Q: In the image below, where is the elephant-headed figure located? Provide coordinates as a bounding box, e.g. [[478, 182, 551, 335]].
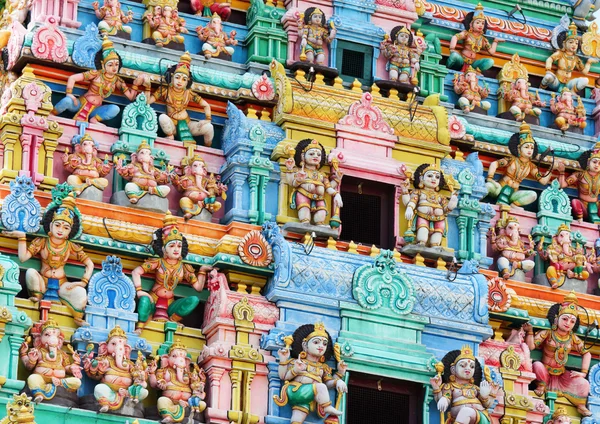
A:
[[84, 326, 148, 413], [148, 339, 206, 423], [19, 319, 82, 404]]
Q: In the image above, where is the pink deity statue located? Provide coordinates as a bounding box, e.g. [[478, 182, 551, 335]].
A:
[[489, 216, 535, 279], [196, 12, 237, 59], [550, 88, 586, 132], [400, 163, 458, 247], [84, 326, 148, 412], [453, 66, 491, 114], [93, 0, 134, 36], [274, 323, 347, 424], [503, 77, 546, 122], [380, 25, 420, 85], [3, 194, 93, 326], [19, 319, 82, 403], [430, 345, 498, 424], [172, 153, 227, 219], [148, 340, 207, 423], [297, 7, 336, 66], [283, 139, 343, 228], [523, 293, 591, 416], [148, 5, 188, 47], [115, 140, 172, 203], [62, 133, 112, 196], [537, 224, 589, 289], [557, 144, 600, 223]]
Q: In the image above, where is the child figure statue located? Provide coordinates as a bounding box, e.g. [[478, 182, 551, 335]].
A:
[[297, 7, 336, 66], [380, 25, 421, 85], [274, 323, 347, 424]]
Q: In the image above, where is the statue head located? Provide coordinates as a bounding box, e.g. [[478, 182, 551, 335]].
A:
[[578, 142, 600, 173], [462, 3, 488, 34], [558, 87, 574, 106], [131, 140, 153, 164], [508, 122, 538, 160], [294, 139, 327, 169], [35, 319, 64, 349], [43, 193, 80, 241], [95, 36, 122, 76], [554, 223, 572, 246], [98, 326, 131, 360], [514, 77, 529, 91], [439, 345, 483, 385], [497, 216, 521, 240], [152, 212, 188, 260], [390, 25, 413, 47], [5, 394, 35, 424], [548, 292, 581, 335], [182, 154, 207, 177], [165, 52, 193, 90], [558, 22, 580, 53], [304, 7, 325, 27], [161, 339, 191, 369], [413, 163, 446, 192], [73, 133, 99, 155], [548, 407, 571, 424], [209, 12, 222, 30], [105, 0, 117, 7], [163, 5, 173, 18], [153, 5, 162, 15], [289, 322, 334, 362]]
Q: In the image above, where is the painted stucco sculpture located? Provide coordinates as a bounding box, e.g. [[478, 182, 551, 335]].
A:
[[0, 394, 37, 424], [453, 66, 490, 114], [19, 319, 82, 404], [550, 88, 586, 132], [274, 322, 348, 423], [447, 3, 503, 72], [147, 52, 214, 147], [401, 163, 458, 247], [172, 153, 228, 220], [542, 22, 597, 92], [380, 25, 420, 85], [3, 192, 93, 326], [147, 5, 188, 48], [0, 0, 31, 48], [52, 37, 148, 123], [537, 224, 589, 289], [503, 76, 545, 122], [148, 340, 207, 423], [1, 176, 41, 234], [115, 140, 172, 203], [63, 133, 112, 196], [93, 0, 134, 36], [297, 7, 336, 66], [283, 139, 343, 228], [132, 213, 209, 332], [196, 12, 238, 59], [83, 326, 148, 412], [558, 143, 600, 223], [490, 213, 535, 280], [523, 292, 591, 416], [431, 346, 497, 424], [485, 122, 554, 207]]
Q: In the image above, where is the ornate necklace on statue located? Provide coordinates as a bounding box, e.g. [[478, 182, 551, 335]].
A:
[[46, 239, 69, 269], [551, 330, 571, 367]]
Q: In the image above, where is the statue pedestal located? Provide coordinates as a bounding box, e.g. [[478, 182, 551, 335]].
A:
[[24, 386, 79, 408], [283, 221, 340, 239], [532, 274, 588, 294], [79, 394, 145, 417], [77, 186, 103, 202], [510, 269, 527, 282], [141, 38, 185, 51], [401, 244, 455, 262], [110, 191, 169, 214], [374, 79, 419, 97], [497, 111, 540, 126], [289, 61, 339, 80], [189, 208, 213, 222]]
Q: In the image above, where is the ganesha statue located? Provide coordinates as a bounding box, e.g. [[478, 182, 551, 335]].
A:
[[490, 214, 535, 280], [172, 153, 227, 220], [147, 5, 188, 48], [19, 319, 82, 404], [431, 346, 498, 424], [83, 326, 148, 413], [274, 322, 347, 424], [115, 140, 173, 204], [537, 224, 589, 289], [148, 340, 206, 423], [93, 0, 134, 37], [63, 133, 112, 199], [453, 66, 490, 114], [196, 12, 237, 59], [550, 88, 587, 132], [503, 77, 545, 122]]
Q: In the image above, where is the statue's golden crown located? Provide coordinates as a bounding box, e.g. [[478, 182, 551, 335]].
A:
[[181, 153, 206, 168], [175, 51, 192, 78], [168, 338, 187, 354], [137, 140, 152, 153], [52, 193, 77, 226], [101, 36, 119, 64], [303, 322, 329, 342], [556, 223, 571, 234], [40, 318, 60, 334], [451, 345, 476, 366], [108, 325, 127, 340], [518, 122, 535, 147], [472, 3, 485, 20], [302, 139, 321, 155], [558, 291, 579, 317]]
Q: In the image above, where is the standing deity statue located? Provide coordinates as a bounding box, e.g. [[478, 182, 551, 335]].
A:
[[84, 326, 148, 412], [196, 12, 237, 59], [453, 66, 491, 114], [115, 140, 172, 203], [147, 52, 214, 147], [380, 26, 421, 85], [550, 88, 587, 132], [132, 213, 209, 333], [542, 22, 598, 92], [297, 7, 336, 66], [172, 153, 227, 219], [148, 340, 206, 423], [558, 143, 600, 223], [503, 77, 546, 122], [3, 194, 93, 326], [93, 0, 134, 36], [62, 134, 112, 196], [538, 224, 589, 289], [274, 322, 347, 424], [283, 139, 343, 228], [447, 3, 503, 72], [401, 163, 458, 247], [490, 215, 535, 280], [485, 123, 555, 207], [149, 5, 188, 47], [522, 293, 591, 416], [431, 346, 498, 424], [52, 37, 148, 123], [19, 320, 82, 403]]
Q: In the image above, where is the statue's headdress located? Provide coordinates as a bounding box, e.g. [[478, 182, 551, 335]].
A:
[[558, 291, 579, 317], [40, 319, 60, 334], [168, 338, 187, 354], [472, 3, 486, 20], [302, 139, 322, 155], [108, 325, 127, 340], [174, 51, 192, 78], [52, 193, 77, 226], [518, 122, 535, 147], [589, 142, 600, 162], [137, 140, 152, 153], [101, 36, 119, 64], [308, 7, 323, 18], [181, 153, 206, 168], [451, 345, 476, 366], [556, 223, 571, 235], [162, 211, 183, 246], [303, 322, 329, 342], [566, 22, 579, 41]]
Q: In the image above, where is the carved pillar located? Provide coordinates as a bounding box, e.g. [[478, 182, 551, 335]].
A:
[[58, 0, 81, 28], [206, 366, 225, 408], [247, 125, 274, 225]]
